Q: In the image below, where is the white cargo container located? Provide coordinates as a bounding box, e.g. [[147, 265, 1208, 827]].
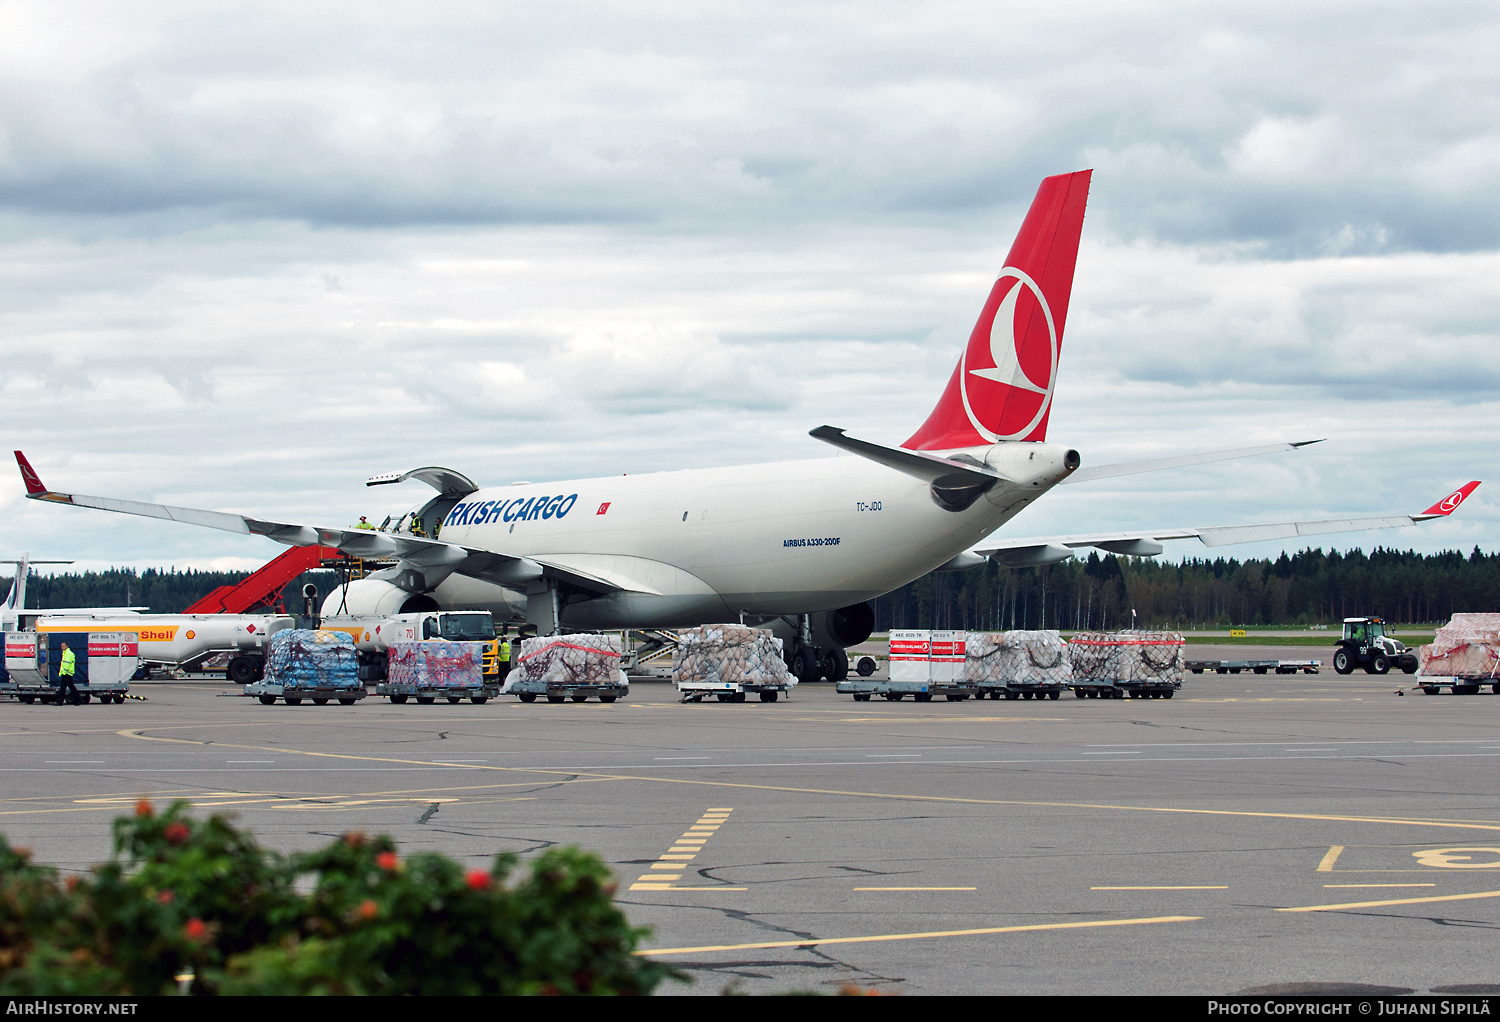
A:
[[929, 630, 967, 683], [887, 630, 931, 682], [3, 630, 138, 704]]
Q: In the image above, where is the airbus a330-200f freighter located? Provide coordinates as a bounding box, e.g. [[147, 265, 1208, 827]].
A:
[[13, 171, 1480, 684]]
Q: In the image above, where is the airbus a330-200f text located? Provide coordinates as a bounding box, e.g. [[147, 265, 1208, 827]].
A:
[[12, 171, 1479, 683]]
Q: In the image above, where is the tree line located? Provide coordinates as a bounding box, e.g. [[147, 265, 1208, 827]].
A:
[[7, 545, 1500, 629], [871, 546, 1500, 631], [6, 567, 341, 615]]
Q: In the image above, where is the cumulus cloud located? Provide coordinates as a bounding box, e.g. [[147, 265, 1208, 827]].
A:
[[0, 1, 1496, 573]]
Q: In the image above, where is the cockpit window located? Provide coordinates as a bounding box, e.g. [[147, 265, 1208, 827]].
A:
[[439, 614, 496, 640]]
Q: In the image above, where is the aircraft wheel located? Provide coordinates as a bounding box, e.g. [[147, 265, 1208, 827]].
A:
[[1371, 655, 1390, 675], [788, 649, 816, 686], [285, 698, 302, 706], [313, 698, 329, 705], [760, 691, 778, 702], [822, 648, 850, 682], [258, 695, 276, 705], [518, 693, 536, 703], [1333, 649, 1354, 675]]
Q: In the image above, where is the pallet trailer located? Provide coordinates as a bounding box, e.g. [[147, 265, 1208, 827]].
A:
[[1186, 659, 1321, 675]]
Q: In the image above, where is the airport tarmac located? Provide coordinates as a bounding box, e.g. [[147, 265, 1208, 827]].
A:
[[2, 666, 1497, 997]]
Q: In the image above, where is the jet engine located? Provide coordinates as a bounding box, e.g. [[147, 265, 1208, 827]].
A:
[[808, 602, 876, 649], [320, 578, 441, 618]]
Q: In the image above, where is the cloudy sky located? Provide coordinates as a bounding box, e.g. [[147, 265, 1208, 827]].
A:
[[2, 0, 1496, 577]]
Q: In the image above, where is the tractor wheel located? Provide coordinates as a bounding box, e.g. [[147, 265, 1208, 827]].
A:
[[1370, 655, 1390, 675], [1333, 649, 1354, 675]]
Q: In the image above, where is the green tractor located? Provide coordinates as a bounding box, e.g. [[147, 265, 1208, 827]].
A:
[[1333, 617, 1419, 675]]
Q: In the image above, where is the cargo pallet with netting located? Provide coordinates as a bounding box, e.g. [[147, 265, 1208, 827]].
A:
[[377, 640, 498, 704], [504, 634, 629, 703], [675, 624, 795, 703], [1068, 630, 1184, 699], [966, 630, 1070, 701], [244, 629, 367, 706], [1415, 614, 1500, 695]]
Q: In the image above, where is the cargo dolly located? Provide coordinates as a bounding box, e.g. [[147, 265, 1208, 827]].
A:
[[1186, 659, 1321, 675], [1069, 678, 1180, 699]]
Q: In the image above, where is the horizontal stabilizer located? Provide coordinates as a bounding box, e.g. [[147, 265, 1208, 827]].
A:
[[809, 426, 1000, 485], [1062, 440, 1321, 485]]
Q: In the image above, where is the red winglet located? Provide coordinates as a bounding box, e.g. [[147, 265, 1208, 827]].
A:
[[1420, 481, 1481, 516], [13, 451, 47, 496]]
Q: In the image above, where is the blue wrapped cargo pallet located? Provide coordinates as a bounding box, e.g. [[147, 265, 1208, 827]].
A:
[[245, 629, 365, 706]]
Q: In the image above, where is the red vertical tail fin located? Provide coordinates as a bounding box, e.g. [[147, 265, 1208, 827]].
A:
[[903, 170, 1091, 451]]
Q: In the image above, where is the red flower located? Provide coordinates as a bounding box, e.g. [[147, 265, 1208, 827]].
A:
[[376, 852, 399, 871], [465, 869, 491, 891], [357, 899, 378, 921], [157, 890, 175, 905], [164, 822, 190, 845], [135, 799, 153, 818], [184, 918, 207, 941]]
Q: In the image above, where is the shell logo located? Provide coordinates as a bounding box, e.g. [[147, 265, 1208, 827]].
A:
[[185, 630, 195, 639]]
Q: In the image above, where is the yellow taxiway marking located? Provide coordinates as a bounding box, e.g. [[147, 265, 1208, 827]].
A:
[[637, 915, 1199, 956], [1323, 884, 1436, 888], [853, 887, 977, 891], [1091, 886, 1227, 891], [1278, 889, 1500, 913], [630, 807, 734, 891], [107, 727, 1500, 837], [628, 886, 748, 891], [1316, 845, 1345, 872]]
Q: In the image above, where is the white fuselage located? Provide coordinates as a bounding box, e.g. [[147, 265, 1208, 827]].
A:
[[425, 441, 1076, 629]]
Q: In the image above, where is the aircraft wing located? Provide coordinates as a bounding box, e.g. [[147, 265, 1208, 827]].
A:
[[973, 481, 1481, 567], [11, 450, 655, 595]]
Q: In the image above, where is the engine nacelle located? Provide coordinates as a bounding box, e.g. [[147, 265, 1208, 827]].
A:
[[809, 602, 876, 650], [320, 579, 441, 619]]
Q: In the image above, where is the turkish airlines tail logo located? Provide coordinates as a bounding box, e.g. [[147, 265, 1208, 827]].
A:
[[904, 170, 1091, 451]]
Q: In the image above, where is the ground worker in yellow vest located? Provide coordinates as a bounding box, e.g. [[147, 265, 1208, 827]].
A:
[[56, 641, 80, 706], [498, 633, 512, 682], [356, 516, 376, 530]]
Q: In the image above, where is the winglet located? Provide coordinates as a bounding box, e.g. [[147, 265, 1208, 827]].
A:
[[1417, 481, 1481, 518], [14, 451, 47, 496]]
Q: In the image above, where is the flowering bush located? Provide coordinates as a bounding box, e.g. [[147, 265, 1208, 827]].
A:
[[0, 801, 680, 996]]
